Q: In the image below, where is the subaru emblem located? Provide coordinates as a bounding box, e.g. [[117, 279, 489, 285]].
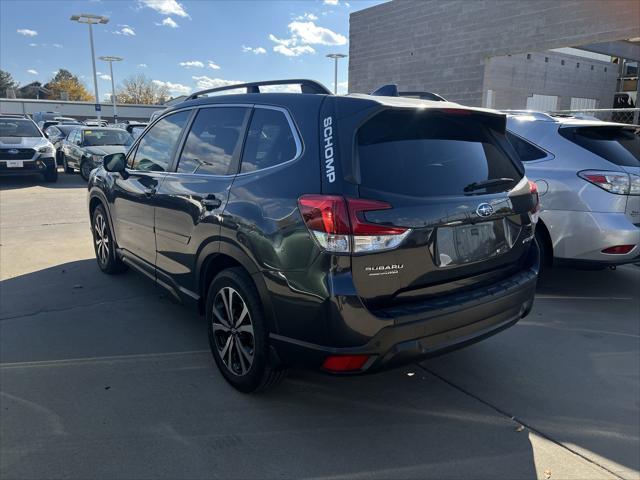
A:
[[476, 203, 494, 217], [7, 149, 19, 155]]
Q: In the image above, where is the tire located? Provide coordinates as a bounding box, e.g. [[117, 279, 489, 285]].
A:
[[91, 205, 127, 274], [43, 164, 58, 183], [62, 153, 74, 174], [206, 267, 286, 393], [535, 227, 552, 278], [80, 159, 93, 181]]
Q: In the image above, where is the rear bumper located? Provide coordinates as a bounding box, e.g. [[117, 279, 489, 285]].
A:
[[0, 157, 56, 176], [542, 210, 640, 265], [270, 243, 539, 373]]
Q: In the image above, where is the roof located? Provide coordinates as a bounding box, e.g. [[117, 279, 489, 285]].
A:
[[506, 112, 633, 129]]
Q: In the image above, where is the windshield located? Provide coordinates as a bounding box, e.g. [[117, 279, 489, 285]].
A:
[[83, 129, 133, 146], [0, 119, 42, 138], [559, 126, 640, 167], [357, 110, 521, 196]]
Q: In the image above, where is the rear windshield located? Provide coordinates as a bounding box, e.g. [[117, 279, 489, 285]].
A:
[[0, 119, 41, 137], [559, 126, 640, 167], [357, 110, 521, 196]]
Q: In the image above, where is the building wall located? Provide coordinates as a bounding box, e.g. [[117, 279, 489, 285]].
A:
[[0, 98, 163, 122], [483, 51, 619, 110], [349, 0, 640, 106]]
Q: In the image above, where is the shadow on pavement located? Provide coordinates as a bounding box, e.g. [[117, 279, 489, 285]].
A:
[[425, 265, 640, 477], [0, 258, 539, 479]]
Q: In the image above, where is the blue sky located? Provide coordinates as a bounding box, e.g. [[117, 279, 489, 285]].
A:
[[1, 0, 383, 99]]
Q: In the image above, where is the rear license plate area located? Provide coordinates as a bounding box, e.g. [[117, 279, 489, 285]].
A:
[[435, 220, 513, 267]]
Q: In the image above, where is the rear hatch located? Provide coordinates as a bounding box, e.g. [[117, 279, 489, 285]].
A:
[[349, 108, 536, 308], [559, 124, 640, 226]]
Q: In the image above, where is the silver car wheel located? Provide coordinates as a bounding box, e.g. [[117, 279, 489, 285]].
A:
[[212, 287, 255, 376], [94, 213, 109, 265]]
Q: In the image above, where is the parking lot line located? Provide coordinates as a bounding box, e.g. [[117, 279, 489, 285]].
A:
[[535, 294, 634, 301], [0, 349, 210, 369]]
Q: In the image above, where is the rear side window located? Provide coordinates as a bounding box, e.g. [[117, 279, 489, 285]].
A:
[[132, 110, 190, 172], [559, 126, 640, 167], [357, 110, 521, 196], [506, 131, 548, 161], [240, 108, 297, 173], [177, 107, 248, 175]]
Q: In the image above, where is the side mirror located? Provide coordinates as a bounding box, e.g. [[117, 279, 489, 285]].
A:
[[103, 153, 127, 173]]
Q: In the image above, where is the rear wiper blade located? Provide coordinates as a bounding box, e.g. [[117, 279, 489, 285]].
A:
[[464, 178, 514, 192]]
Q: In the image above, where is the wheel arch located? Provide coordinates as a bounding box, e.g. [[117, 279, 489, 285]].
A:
[[88, 189, 118, 246], [535, 217, 554, 266], [197, 244, 278, 335]]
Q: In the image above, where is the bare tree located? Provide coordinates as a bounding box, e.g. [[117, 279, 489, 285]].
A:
[[116, 74, 169, 104]]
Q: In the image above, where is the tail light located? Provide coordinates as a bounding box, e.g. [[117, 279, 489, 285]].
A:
[[602, 245, 635, 254], [528, 180, 539, 213], [322, 355, 370, 372], [578, 170, 640, 195], [298, 195, 411, 253]]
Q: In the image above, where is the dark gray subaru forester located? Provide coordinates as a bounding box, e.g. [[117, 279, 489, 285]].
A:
[[88, 79, 540, 392]]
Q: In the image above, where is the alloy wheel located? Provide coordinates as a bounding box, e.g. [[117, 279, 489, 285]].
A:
[[212, 287, 255, 376], [94, 213, 109, 266], [81, 162, 92, 180]]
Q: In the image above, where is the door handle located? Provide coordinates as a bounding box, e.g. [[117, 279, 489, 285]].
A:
[[199, 194, 221, 210]]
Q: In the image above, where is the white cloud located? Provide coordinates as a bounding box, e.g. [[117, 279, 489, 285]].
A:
[[337, 81, 348, 94], [294, 12, 318, 21], [274, 44, 315, 57], [152, 79, 192, 96], [191, 76, 244, 91], [179, 60, 204, 68], [99, 74, 112, 81], [207, 60, 221, 70], [17, 28, 37, 37], [156, 17, 179, 28], [113, 25, 136, 36], [28, 43, 37, 47], [269, 20, 345, 57], [52, 43, 63, 48], [242, 46, 267, 55], [289, 21, 346, 45], [27, 69, 38, 75], [140, 0, 189, 18], [138, 63, 148, 68], [323, 0, 339, 5]]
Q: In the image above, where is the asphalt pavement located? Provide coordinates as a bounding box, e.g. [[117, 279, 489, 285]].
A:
[[1, 172, 638, 479]]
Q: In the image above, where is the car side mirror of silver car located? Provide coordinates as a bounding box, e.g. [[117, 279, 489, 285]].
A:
[[103, 153, 127, 175]]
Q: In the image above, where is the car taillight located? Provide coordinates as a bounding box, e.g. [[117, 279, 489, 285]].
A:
[[578, 170, 637, 195], [602, 245, 635, 254], [298, 195, 411, 253], [528, 180, 539, 213]]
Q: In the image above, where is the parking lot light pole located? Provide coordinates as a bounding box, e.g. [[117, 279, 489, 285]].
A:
[[326, 53, 347, 94], [70, 13, 109, 121], [99, 56, 123, 123]]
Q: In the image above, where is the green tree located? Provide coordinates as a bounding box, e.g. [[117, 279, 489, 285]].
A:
[[116, 74, 168, 104], [0, 70, 19, 97], [45, 69, 93, 101]]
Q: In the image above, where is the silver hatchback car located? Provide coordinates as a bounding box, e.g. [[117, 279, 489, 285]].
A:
[[506, 112, 639, 271]]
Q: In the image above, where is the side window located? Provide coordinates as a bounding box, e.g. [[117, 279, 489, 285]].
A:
[[240, 108, 298, 173], [506, 131, 548, 162], [69, 130, 78, 144], [132, 111, 190, 172], [177, 107, 248, 175]]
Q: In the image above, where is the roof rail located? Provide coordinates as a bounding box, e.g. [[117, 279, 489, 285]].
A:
[[399, 91, 447, 102], [187, 79, 332, 100]]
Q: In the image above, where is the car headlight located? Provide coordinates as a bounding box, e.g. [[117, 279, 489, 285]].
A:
[[91, 154, 104, 164], [37, 145, 54, 154]]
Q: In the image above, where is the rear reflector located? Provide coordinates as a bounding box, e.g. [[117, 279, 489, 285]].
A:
[[298, 195, 410, 253], [602, 245, 635, 254], [322, 355, 370, 372]]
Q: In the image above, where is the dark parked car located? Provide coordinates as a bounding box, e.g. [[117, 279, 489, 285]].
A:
[[44, 124, 79, 165], [0, 114, 57, 182], [61, 127, 133, 180], [88, 79, 540, 393]]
